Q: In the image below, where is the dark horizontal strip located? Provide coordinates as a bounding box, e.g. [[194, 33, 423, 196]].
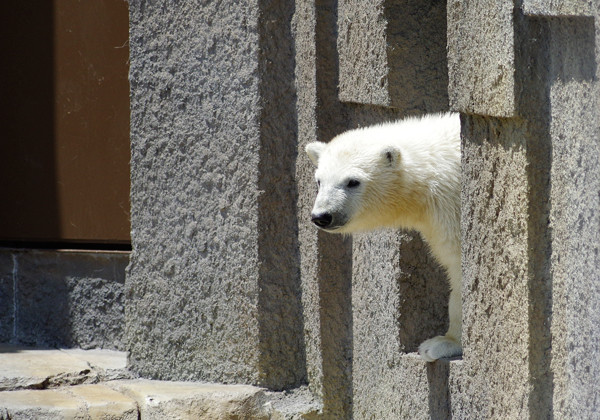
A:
[[0, 240, 132, 252]]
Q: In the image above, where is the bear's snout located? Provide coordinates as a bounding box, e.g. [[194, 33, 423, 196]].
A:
[[311, 212, 333, 228]]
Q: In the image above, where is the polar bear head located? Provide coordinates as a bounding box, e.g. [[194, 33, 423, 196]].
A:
[[305, 127, 425, 234]]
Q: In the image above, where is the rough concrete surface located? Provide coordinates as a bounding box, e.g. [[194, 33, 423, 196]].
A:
[[351, 231, 450, 418], [0, 346, 93, 391], [126, 0, 261, 384], [0, 385, 139, 420], [0, 389, 87, 420], [338, 0, 448, 113], [537, 11, 600, 419], [126, 0, 305, 390], [451, 2, 600, 418], [459, 116, 531, 418], [0, 344, 131, 391], [354, 353, 458, 419], [108, 380, 271, 420], [65, 385, 139, 419], [265, 386, 321, 419], [0, 347, 319, 420], [0, 249, 127, 349], [337, 0, 388, 106], [0, 381, 320, 420], [447, 0, 516, 117], [522, 0, 594, 16], [293, 0, 345, 414]]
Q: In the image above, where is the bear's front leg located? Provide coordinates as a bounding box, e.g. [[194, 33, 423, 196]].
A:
[[418, 279, 462, 361], [418, 335, 461, 362]]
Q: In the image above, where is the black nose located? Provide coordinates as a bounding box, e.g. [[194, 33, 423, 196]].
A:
[[311, 213, 332, 228]]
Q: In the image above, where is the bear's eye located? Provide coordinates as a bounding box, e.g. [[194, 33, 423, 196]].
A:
[[347, 179, 360, 188], [316, 180, 321, 189]]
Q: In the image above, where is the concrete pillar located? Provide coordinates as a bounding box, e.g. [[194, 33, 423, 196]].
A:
[[521, 4, 600, 417], [294, 1, 354, 416], [125, 0, 304, 390], [449, 0, 600, 417], [294, 0, 451, 417], [338, 0, 449, 112]]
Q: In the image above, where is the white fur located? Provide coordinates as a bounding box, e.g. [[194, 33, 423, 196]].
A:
[[306, 112, 462, 361]]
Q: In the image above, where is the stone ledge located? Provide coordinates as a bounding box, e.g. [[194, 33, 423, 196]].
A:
[[107, 380, 271, 419], [522, 0, 593, 16], [0, 345, 320, 419], [0, 344, 132, 391], [0, 385, 138, 420], [0, 381, 320, 420]]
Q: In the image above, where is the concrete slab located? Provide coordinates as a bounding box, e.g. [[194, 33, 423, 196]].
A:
[[107, 379, 271, 419], [0, 385, 138, 420], [0, 344, 130, 391], [0, 388, 84, 419], [0, 345, 319, 419], [65, 385, 138, 419], [0, 344, 92, 391], [59, 348, 127, 371]]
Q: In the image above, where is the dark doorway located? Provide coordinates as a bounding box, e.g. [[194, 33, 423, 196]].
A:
[[0, 1, 130, 248]]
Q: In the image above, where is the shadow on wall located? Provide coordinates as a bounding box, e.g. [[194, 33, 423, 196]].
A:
[[256, 0, 308, 391], [521, 14, 597, 419], [0, 250, 128, 351], [0, 3, 60, 243]]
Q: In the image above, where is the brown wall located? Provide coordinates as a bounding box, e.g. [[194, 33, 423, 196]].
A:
[[0, 1, 130, 245]]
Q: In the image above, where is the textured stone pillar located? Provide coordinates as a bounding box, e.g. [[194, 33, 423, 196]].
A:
[[449, 1, 600, 417], [338, 0, 448, 112], [311, 0, 451, 418], [448, 1, 540, 417], [521, 5, 600, 418], [125, 0, 304, 390], [294, 1, 354, 416]]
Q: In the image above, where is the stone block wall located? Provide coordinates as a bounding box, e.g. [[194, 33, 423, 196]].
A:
[[450, 1, 600, 418], [0, 249, 127, 350]]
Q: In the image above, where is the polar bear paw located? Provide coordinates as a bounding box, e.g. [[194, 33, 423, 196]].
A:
[[418, 335, 462, 362]]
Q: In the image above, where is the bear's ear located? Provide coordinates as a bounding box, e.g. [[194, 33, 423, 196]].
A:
[[305, 142, 326, 166], [381, 146, 401, 167]]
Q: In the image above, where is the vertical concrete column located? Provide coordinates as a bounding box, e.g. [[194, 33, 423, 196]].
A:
[[126, 0, 304, 390], [448, 1, 534, 418], [294, 1, 354, 416], [459, 116, 533, 418], [450, 1, 600, 417], [447, 0, 517, 117], [521, 3, 600, 418], [336, 0, 452, 418]]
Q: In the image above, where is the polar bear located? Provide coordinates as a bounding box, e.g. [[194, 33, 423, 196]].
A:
[[305, 112, 461, 362]]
